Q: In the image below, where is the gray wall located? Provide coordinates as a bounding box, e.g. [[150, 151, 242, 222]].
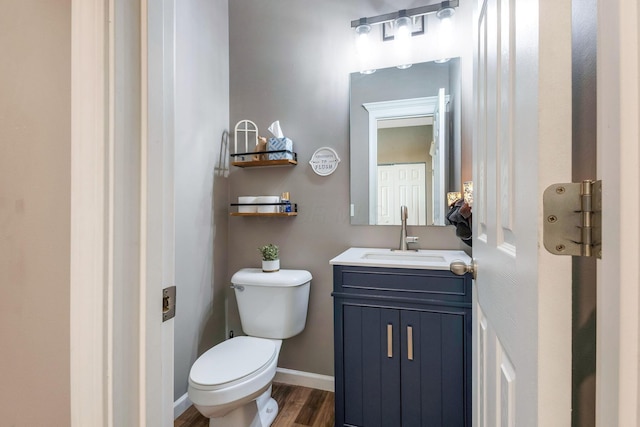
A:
[[174, 0, 230, 400], [0, 1, 71, 424], [226, 0, 472, 377]]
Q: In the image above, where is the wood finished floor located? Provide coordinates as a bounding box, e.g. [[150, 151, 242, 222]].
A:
[[174, 383, 334, 427]]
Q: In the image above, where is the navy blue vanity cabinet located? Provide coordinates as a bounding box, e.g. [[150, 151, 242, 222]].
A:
[[332, 265, 472, 427]]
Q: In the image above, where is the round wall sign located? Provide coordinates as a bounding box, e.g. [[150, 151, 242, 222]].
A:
[[309, 147, 341, 176]]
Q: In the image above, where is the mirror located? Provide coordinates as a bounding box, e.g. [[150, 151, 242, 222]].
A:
[[350, 58, 462, 226]]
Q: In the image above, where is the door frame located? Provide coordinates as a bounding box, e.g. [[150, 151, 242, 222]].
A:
[[146, 0, 176, 424], [70, 0, 640, 425], [70, 0, 111, 423], [70, 0, 174, 425], [596, 0, 640, 424]]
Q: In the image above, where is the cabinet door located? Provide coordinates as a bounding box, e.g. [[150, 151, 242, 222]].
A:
[[401, 310, 467, 427], [342, 305, 401, 427]]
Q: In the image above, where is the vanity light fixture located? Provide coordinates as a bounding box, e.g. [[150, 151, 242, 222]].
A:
[[352, 1, 458, 74], [351, 0, 459, 41]]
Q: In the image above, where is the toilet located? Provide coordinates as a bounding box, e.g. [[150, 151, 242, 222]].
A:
[[188, 268, 312, 427]]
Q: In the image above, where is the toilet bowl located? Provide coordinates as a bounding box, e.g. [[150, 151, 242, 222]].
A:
[[188, 337, 282, 426], [187, 268, 312, 427]]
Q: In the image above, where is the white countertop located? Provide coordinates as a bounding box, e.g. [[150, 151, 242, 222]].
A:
[[329, 247, 471, 271]]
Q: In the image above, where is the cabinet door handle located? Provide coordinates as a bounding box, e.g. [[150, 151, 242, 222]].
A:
[[407, 326, 414, 361], [387, 324, 393, 358]]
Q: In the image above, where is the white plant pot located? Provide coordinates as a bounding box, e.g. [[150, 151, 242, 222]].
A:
[[262, 259, 280, 272]]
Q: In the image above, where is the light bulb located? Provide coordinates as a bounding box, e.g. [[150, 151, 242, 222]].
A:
[[436, 7, 454, 62], [355, 22, 375, 75], [436, 6, 455, 23], [394, 16, 412, 41], [355, 23, 371, 50]]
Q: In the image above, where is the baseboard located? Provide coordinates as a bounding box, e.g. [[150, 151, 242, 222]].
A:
[[274, 368, 335, 392], [174, 392, 192, 420]]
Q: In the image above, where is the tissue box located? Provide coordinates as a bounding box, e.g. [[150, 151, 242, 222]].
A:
[[267, 137, 293, 160]]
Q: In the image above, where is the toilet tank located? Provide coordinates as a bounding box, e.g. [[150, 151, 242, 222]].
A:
[[231, 268, 312, 339]]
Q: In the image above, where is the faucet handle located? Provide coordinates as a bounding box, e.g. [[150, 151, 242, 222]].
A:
[[406, 236, 419, 243]]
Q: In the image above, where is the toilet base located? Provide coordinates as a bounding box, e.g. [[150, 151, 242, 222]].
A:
[[208, 387, 278, 427]]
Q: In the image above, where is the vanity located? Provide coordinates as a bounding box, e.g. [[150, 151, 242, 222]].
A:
[[330, 248, 472, 427]]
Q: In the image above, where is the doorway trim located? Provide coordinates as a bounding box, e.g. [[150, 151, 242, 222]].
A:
[[363, 96, 442, 224], [71, 1, 174, 425], [70, 0, 112, 424], [596, 0, 640, 424]]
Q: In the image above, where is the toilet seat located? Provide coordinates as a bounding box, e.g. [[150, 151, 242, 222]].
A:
[[189, 336, 277, 391]]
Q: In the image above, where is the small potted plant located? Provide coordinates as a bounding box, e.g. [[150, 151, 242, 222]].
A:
[[258, 243, 279, 272]]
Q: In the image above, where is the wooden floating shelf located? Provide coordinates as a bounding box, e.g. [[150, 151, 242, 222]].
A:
[[231, 159, 297, 168], [229, 212, 298, 217]]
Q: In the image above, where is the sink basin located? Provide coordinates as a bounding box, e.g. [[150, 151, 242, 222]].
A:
[[330, 247, 471, 270]]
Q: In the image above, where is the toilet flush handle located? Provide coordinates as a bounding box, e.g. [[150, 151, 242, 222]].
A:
[[230, 284, 245, 292]]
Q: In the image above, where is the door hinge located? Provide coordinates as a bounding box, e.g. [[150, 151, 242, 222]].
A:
[[543, 180, 602, 258], [163, 286, 176, 321]]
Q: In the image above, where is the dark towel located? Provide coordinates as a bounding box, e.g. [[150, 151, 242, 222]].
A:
[[446, 199, 472, 247]]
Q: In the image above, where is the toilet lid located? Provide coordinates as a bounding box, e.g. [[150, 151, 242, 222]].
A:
[[189, 336, 276, 388]]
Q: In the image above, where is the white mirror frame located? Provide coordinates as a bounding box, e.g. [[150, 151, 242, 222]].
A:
[[362, 95, 448, 225]]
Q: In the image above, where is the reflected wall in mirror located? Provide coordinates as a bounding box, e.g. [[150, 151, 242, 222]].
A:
[[350, 58, 462, 226]]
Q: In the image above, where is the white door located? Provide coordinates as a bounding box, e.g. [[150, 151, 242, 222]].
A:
[[144, 0, 175, 425], [396, 163, 426, 226], [377, 165, 394, 224], [472, 0, 572, 425], [378, 163, 427, 225]]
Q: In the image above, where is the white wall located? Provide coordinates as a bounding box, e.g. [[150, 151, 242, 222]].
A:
[[0, 1, 71, 424], [174, 0, 230, 400]]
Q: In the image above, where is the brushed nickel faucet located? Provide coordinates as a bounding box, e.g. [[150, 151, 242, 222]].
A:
[[395, 205, 419, 251]]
